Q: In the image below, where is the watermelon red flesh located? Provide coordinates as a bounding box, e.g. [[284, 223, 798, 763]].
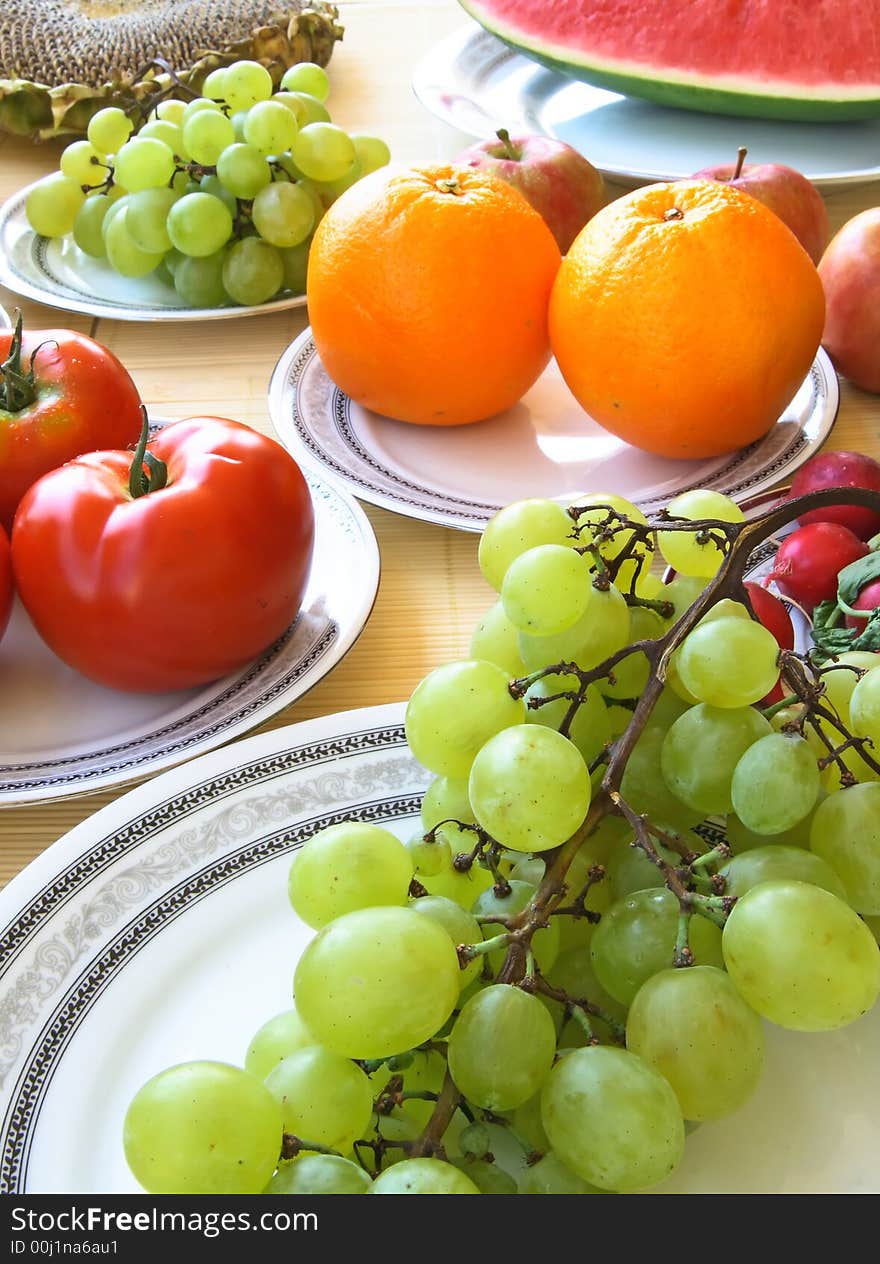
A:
[[459, 0, 880, 122]]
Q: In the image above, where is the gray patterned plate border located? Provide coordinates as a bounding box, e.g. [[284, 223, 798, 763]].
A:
[[0, 184, 306, 323], [267, 329, 839, 533], [0, 466, 380, 805]]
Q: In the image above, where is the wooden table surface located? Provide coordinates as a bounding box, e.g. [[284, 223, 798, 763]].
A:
[[1, 0, 879, 891]]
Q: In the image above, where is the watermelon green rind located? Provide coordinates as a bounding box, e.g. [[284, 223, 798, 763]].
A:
[[459, 0, 880, 123]]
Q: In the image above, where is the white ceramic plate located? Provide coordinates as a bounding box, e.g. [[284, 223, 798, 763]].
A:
[[0, 461, 379, 805], [413, 23, 880, 188], [0, 303, 9, 330], [267, 329, 839, 533], [1, 698, 877, 1195], [0, 184, 306, 322]]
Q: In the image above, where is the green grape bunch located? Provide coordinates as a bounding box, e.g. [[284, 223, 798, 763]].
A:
[[123, 482, 880, 1195], [24, 60, 392, 308]]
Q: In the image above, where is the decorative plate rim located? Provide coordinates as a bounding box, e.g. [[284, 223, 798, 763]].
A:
[[0, 182, 306, 323], [412, 23, 880, 189], [266, 327, 840, 534]]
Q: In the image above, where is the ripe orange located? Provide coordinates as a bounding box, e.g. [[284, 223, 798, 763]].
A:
[[549, 180, 825, 460], [306, 164, 562, 426]]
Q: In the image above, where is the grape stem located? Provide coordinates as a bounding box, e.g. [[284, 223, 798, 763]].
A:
[[280, 1134, 342, 1160], [527, 974, 626, 1045]]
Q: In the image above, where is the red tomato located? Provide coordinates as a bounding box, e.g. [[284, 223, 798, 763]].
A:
[[0, 522, 12, 643], [768, 522, 868, 614], [846, 578, 880, 629], [0, 316, 143, 532], [11, 417, 315, 692], [745, 582, 796, 705]]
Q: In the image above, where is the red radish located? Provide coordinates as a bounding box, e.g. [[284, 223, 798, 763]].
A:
[[745, 582, 795, 704], [789, 450, 880, 540], [769, 522, 868, 613], [846, 577, 880, 629]]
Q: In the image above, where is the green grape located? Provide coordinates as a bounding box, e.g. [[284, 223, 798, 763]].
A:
[[541, 1045, 684, 1191], [458, 1121, 491, 1158], [405, 659, 525, 779], [60, 139, 106, 188], [469, 725, 590, 853], [25, 173, 85, 237], [810, 783, 880, 913], [657, 490, 745, 578], [850, 666, 880, 747], [244, 1007, 317, 1080], [551, 829, 616, 952], [822, 653, 880, 723], [222, 237, 284, 304], [472, 879, 560, 974], [410, 895, 482, 988], [479, 499, 573, 591], [370, 1048, 447, 1129], [662, 574, 708, 624], [104, 210, 165, 277], [217, 142, 272, 198], [590, 887, 724, 1006], [291, 122, 357, 182], [822, 741, 880, 792], [174, 248, 229, 306], [571, 491, 649, 563], [72, 194, 113, 256], [731, 731, 820, 835], [87, 106, 133, 152], [406, 830, 452, 876], [125, 186, 178, 253], [420, 775, 475, 830], [520, 581, 631, 675], [182, 95, 222, 122], [229, 109, 248, 141], [371, 1158, 479, 1194], [351, 133, 391, 175], [223, 59, 274, 111], [281, 61, 330, 100], [525, 676, 611, 771], [138, 119, 185, 154], [244, 99, 299, 155], [99, 194, 128, 241], [544, 944, 629, 1039], [606, 830, 706, 901], [511, 1091, 549, 1153], [114, 137, 175, 192], [602, 607, 666, 700], [721, 844, 847, 900], [448, 985, 556, 1110], [677, 616, 780, 707], [626, 966, 764, 1121], [288, 821, 413, 929], [518, 1151, 601, 1194], [282, 90, 332, 126], [615, 560, 664, 600], [722, 879, 880, 1030], [451, 1158, 516, 1193], [123, 1061, 282, 1194], [252, 181, 315, 247], [499, 851, 546, 886], [309, 160, 364, 206], [620, 726, 701, 832], [154, 98, 187, 126], [264, 1047, 372, 1153], [865, 914, 880, 944], [649, 685, 691, 730], [265, 1154, 371, 1194], [166, 192, 233, 257], [183, 109, 236, 164], [201, 67, 229, 101], [500, 544, 591, 636], [280, 237, 312, 294], [293, 906, 460, 1058], [661, 704, 772, 815], [725, 812, 810, 852], [419, 847, 494, 907], [468, 600, 525, 676]]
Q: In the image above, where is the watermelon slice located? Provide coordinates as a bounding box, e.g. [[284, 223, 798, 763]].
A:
[[459, 0, 880, 121]]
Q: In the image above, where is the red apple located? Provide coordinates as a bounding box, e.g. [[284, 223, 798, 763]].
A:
[[818, 208, 880, 393], [454, 129, 606, 254], [790, 450, 880, 540], [846, 578, 880, 629], [692, 147, 830, 264]]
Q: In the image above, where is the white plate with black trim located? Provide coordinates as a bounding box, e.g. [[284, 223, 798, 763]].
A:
[[0, 183, 306, 323], [0, 457, 380, 805], [413, 23, 880, 188], [267, 328, 839, 533], [1, 700, 877, 1194]]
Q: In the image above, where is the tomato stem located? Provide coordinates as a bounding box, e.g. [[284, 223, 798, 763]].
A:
[[128, 408, 168, 499], [0, 312, 54, 414]]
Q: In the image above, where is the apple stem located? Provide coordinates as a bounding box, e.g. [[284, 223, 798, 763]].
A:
[[495, 128, 519, 160], [733, 146, 748, 181]]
